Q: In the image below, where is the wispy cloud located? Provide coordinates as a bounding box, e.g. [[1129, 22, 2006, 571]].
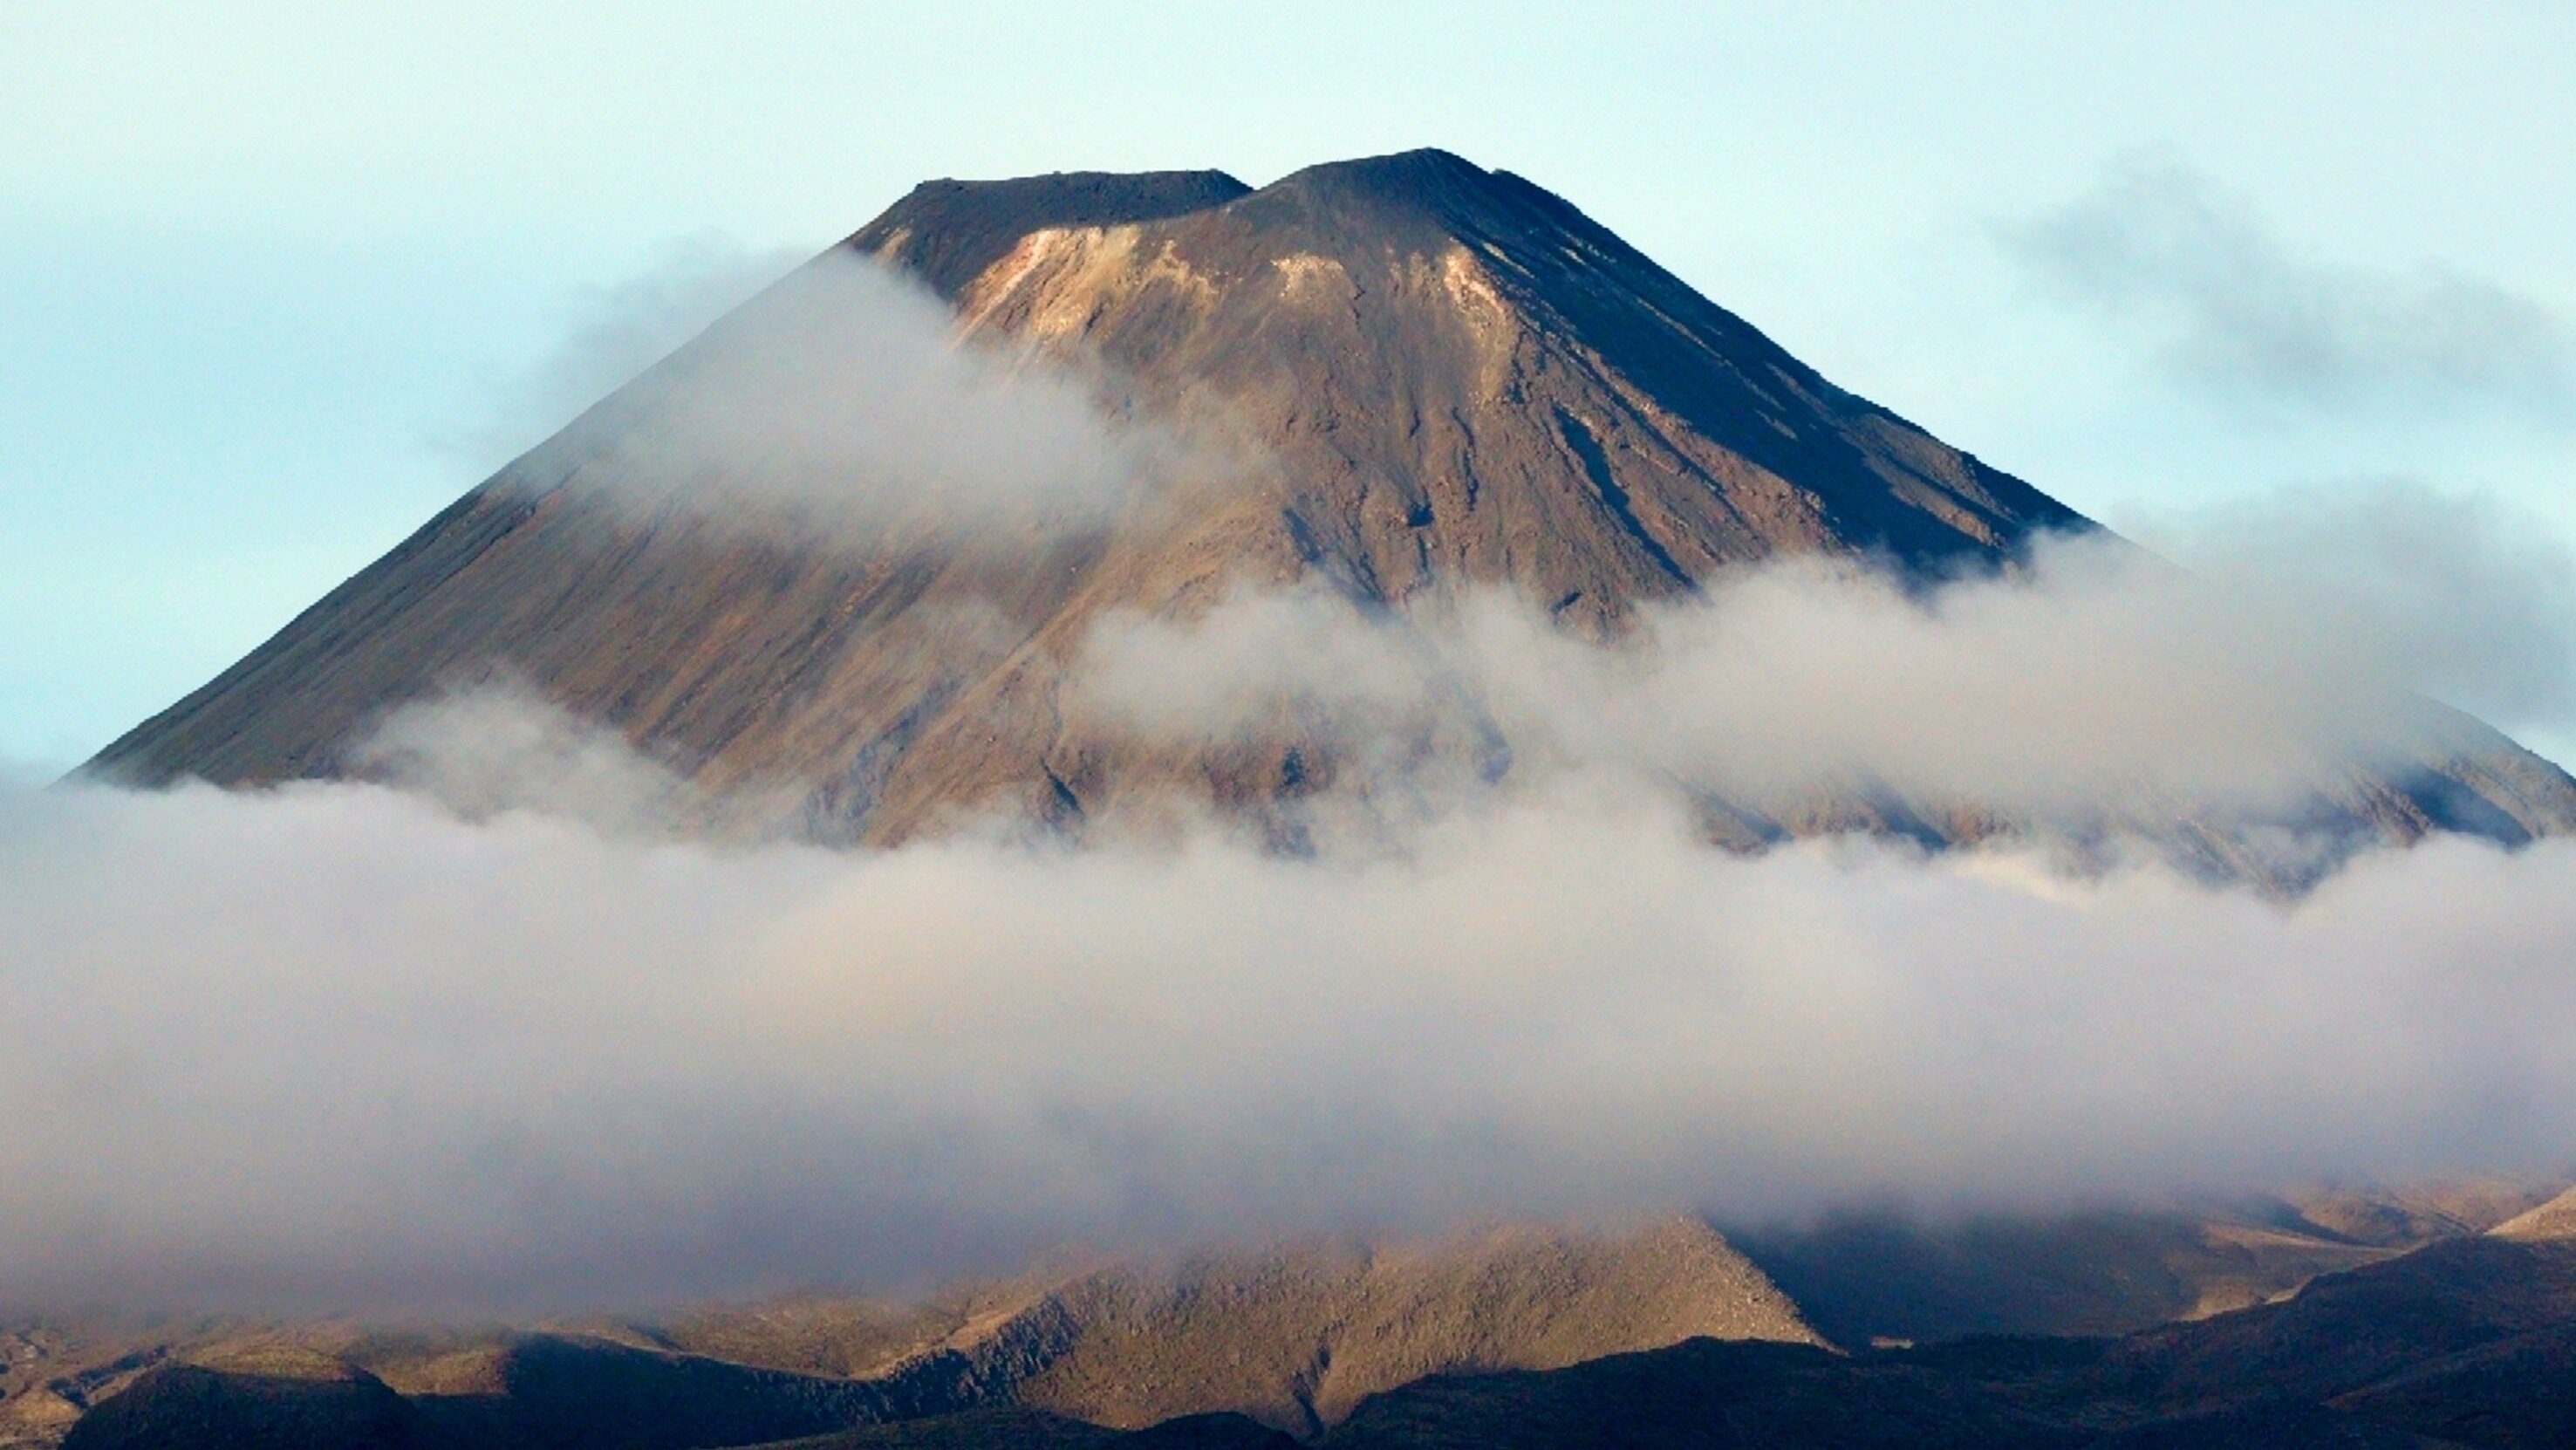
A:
[[467, 243, 1247, 542], [449, 233, 806, 468], [2135, 477, 2576, 739], [2004, 156, 2573, 420], [1074, 486, 2576, 845]]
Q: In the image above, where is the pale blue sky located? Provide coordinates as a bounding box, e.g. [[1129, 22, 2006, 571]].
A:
[[6, 2, 2573, 768]]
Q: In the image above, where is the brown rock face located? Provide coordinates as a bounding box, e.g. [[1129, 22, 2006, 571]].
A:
[[85, 150, 2576, 858]]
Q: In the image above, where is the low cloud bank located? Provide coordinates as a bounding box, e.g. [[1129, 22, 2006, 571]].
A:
[[14, 230, 2576, 1317], [4, 754, 2575, 1314]]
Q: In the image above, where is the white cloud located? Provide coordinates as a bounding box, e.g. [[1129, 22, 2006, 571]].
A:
[[2135, 477, 2576, 740], [2005, 156, 2574, 421], [10, 190, 2576, 1321], [1073, 510, 2575, 852], [4, 749, 2575, 1315], [10, 469, 2574, 1314], [516, 249, 1244, 540], [453, 233, 807, 469]]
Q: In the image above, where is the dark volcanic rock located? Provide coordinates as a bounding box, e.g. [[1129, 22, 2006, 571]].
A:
[[849, 170, 1253, 301], [2101, 1236, 2576, 1410], [400, 1333, 897, 1449]]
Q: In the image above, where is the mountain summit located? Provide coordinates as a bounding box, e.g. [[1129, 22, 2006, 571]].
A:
[[87, 150, 2576, 858], [859, 147, 2086, 591]]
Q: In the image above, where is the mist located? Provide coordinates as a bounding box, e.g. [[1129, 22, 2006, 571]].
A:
[[15, 209, 2576, 1322], [2130, 478, 2576, 741], [1072, 495, 2576, 841], [513, 248, 1240, 539], [2004, 155, 2574, 421], [7, 735, 2576, 1313], [451, 235, 809, 469], [21, 429, 2576, 1317]]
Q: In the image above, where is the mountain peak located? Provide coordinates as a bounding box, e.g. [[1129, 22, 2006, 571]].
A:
[[844, 167, 1249, 298], [1261, 147, 1495, 208], [845, 152, 1548, 300], [1227, 148, 1575, 252]]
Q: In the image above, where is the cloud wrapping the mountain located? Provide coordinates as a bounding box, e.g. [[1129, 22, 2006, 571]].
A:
[[525, 250, 1237, 537], [2130, 479, 2576, 740], [454, 234, 809, 468], [2006, 156, 2574, 419], [1074, 503, 2576, 831], [5, 749, 2576, 1314]]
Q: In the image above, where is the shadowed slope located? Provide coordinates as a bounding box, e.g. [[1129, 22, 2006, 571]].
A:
[[1731, 1206, 2403, 1346]]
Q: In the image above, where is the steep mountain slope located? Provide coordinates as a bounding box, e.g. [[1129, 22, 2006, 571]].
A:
[[85, 150, 2576, 858], [896, 148, 2085, 592]]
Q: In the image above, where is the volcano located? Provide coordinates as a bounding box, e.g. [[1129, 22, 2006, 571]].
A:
[[86, 149, 2576, 860]]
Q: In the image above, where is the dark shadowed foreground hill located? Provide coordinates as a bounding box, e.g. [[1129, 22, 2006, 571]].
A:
[[85, 150, 2576, 865], [25, 1199, 2505, 1448], [17, 1222, 1811, 1448], [52, 1228, 2576, 1449]]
